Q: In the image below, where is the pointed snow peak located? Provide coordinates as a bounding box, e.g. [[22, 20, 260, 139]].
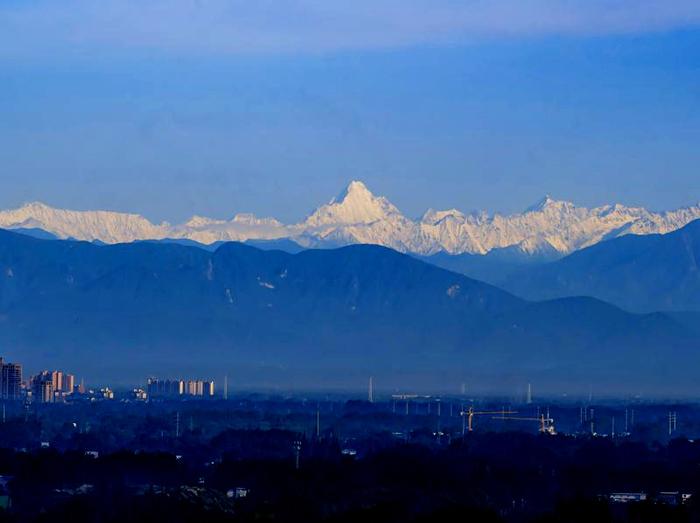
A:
[[525, 194, 573, 213], [331, 180, 373, 204], [526, 195, 554, 212], [304, 180, 402, 227]]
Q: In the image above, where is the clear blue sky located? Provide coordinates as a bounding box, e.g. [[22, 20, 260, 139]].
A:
[[1, 1, 699, 223]]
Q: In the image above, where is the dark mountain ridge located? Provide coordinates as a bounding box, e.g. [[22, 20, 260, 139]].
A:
[[0, 229, 695, 394], [503, 219, 700, 313]]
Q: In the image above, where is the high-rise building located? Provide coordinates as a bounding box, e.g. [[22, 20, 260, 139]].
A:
[[147, 378, 188, 397], [31, 369, 75, 402], [31, 373, 54, 403], [51, 371, 63, 394], [0, 358, 22, 400], [39, 380, 53, 403], [64, 374, 75, 395], [146, 377, 158, 397], [147, 377, 215, 398], [51, 370, 63, 392]]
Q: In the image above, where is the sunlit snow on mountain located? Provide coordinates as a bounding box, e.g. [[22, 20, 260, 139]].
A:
[[1, 181, 699, 257]]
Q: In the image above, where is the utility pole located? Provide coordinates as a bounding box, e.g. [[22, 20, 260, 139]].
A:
[[526, 383, 532, 404], [293, 441, 302, 470], [316, 405, 320, 440], [368, 376, 374, 403], [175, 411, 180, 438]]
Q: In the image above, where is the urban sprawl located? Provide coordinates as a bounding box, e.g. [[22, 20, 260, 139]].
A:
[[0, 357, 215, 403]]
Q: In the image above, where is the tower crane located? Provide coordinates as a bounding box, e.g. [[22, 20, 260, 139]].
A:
[[460, 406, 517, 434], [492, 413, 557, 435]]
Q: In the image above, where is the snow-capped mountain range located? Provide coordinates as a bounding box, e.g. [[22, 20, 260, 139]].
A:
[[1, 180, 699, 256]]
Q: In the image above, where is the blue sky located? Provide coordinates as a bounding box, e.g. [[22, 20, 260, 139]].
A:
[[1, 1, 699, 223]]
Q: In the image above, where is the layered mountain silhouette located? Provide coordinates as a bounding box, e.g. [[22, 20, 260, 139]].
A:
[[0, 229, 696, 393], [503, 219, 700, 313]]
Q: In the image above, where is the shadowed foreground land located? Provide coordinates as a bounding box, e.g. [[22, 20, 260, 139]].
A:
[[1, 397, 700, 522]]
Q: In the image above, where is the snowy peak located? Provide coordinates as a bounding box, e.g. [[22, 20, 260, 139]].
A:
[[304, 180, 403, 228], [525, 195, 575, 214], [0, 201, 166, 243], [183, 213, 283, 232], [184, 215, 223, 228], [421, 208, 466, 225], [231, 213, 283, 227], [526, 195, 554, 212], [330, 180, 373, 204], [18, 201, 53, 212], [1, 184, 699, 258]]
